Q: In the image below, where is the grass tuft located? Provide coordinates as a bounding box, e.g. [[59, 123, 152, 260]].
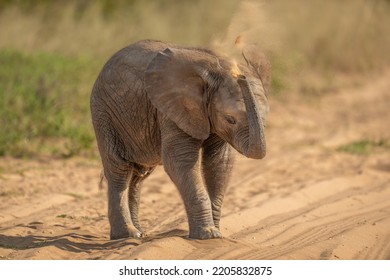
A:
[[337, 140, 390, 155], [56, 214, 74, 219]]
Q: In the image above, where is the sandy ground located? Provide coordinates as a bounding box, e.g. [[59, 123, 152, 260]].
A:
[[1, 71, 390, 260]]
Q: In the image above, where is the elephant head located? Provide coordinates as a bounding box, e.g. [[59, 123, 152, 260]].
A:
[[145, 45, 271, 159]]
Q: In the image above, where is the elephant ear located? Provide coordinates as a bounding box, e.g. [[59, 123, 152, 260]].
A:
[[145, 48, 210, 140], [242, 44, 272, 94]]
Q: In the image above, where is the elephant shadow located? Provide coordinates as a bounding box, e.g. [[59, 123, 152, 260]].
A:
[[144, 228, 188, 241], [0, 233, 138, 254], [0, 228, 189, 258]]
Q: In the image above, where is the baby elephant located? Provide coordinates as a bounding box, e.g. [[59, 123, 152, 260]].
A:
[[90, 39, 271, 240]]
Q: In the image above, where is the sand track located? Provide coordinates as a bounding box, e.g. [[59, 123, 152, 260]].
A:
[[1, 71, 390, 260]]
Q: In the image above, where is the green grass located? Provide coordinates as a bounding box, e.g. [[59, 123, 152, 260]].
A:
[[337, 140, 390, 155], [56, 214, 74, 219], [0, 50, 99, 157]]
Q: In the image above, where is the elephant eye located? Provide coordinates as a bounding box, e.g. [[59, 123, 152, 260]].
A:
[[225, 115, 237, 125]]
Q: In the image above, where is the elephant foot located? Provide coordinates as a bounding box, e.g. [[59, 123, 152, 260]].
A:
[[189, 226, 222, 240], [110, 225, 144, 240], [133, 221, 144, 233]]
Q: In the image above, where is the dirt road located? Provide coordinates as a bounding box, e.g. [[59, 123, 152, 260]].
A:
[[1, 71, 390, 260]]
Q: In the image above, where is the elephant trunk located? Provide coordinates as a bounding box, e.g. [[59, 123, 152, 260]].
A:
[[237, 75, 266, 159]]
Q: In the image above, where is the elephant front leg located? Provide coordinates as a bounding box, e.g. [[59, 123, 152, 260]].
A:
[[161, 122, 221, 239], [202, 135, 234, 229]]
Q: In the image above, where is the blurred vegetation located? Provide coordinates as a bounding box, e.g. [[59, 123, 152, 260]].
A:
[[0, 50, 98, 157], [337, 140, 390, 155], [0, 0, 389, 158]]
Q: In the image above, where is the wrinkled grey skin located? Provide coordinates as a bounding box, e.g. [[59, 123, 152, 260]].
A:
[[90, 40, 271, 240]]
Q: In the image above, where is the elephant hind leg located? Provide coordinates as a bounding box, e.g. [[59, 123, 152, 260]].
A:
[[93, 120, 142, 239], [100, 147, 143, 239], [106, 172, 142, 239], [128, 164, 155, 234]]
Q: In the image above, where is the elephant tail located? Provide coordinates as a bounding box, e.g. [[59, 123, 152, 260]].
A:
[[98, 169, 108, 190]]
